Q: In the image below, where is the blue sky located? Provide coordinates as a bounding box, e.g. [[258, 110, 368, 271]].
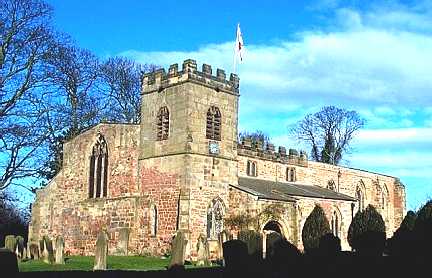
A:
[[44, 0, 432, 210]]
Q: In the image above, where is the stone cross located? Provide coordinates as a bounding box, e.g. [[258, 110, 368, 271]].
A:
[[168, 231, 188, 270], [93, 231, 109, 270], [55, 236, 65, 264], [29, 242, 39, 260], [4, 235, 16, 252], [41, 236, 54, 264], [117, 228, 129, 256], [196, 234, 210, 266]]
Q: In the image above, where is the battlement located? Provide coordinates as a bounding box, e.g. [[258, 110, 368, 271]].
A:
[[237, 138, 308, 167], [141, 59, 239, 95]]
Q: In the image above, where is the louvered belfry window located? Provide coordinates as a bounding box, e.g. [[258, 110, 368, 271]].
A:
[[156, 106, 170, 140], [206, 106, 221, 141]]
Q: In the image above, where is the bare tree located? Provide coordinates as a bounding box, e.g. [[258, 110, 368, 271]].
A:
[[101, 57, 157, 124], [0, 0, 54, 190], [291, 106, 365, 165], [39, 42, 104, 180]]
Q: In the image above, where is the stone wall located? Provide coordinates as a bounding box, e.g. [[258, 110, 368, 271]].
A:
[[29, 123, 142, 255], [237, 152, 406, 237]]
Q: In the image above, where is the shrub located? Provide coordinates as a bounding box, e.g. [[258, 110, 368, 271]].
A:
[[399, 210, 416, 232], [387, 211, 417, 257], [302, 205, 331, 253], [413, 200, 432, 255], [348, 205, 386, 254]]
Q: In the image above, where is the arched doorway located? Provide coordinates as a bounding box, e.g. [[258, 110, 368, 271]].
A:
[[263, 220, 283, 234], [263, 220, 284, 258]]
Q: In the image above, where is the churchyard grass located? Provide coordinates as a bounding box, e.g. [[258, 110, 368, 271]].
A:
[[18, 256, 207, 272]]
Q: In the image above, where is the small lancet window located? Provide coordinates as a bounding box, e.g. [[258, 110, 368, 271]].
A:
[[88, 133, 108, 198], [246, 160, 257, 177], [157, 106, 170, 140], [207, 198, 224, 239], [286, 167, 296, 182], [150, 205, 158, 236], [356, 187, 365, 212], [206, 106, 221, 141], [331, 211, 339, 237]]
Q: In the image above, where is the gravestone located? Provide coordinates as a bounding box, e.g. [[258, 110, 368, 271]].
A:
[[16, 235, 25, 258], [29, 242, 40, 260], [238, 230, 263, 259], [93, 231, 109, 270], [168, 231, 188, 269], [196, 234, 210, 266], [42, 236, 54, 264], [22, 247, 27, 260], [4, 235, 16, 252], [0, 248, 18, 274], [117, 228, 129, 256], [55, 235, 65, 264], [222, 240, 248, 273]]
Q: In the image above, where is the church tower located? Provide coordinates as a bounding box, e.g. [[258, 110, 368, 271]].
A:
[[139, 59, 239, 256]]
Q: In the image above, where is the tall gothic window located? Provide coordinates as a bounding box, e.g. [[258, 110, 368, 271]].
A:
[[246, 160, 257, 177], [89, 133, 108, 198], [207, 198, 224, 239], [206, 106, 221, 141], [327, 180, 336, 191], [157, 106, 170, 140], [286, 167, 296, 182], [331, 211, 339, 237], [150, 205, 158, 236], [356, 186, 365, 212]]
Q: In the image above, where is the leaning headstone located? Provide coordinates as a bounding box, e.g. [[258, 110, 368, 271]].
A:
[[29, 242, 40, 260], [15, 245, 22, 261], [16, 235, 25, 258], [55, 235, 65, 264], [0, 248, 18, 274], [4, 235, 16, 252], [196, 234, 210, 266], [42, 236, 54, 264], [168, 231, 188, 270], [238, 230, 263, 259], [93, 231, 109, 270], [117, 228, 129, 256]]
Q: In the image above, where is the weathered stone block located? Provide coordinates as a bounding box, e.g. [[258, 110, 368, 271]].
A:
[[93, 231, 108, 270]]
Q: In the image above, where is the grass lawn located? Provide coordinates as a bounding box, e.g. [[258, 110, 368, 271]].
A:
[[18, 256, 210, 272]]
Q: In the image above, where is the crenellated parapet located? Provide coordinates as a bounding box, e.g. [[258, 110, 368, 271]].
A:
[[141, 59, 240, 95], [237, 137, 308, 167]]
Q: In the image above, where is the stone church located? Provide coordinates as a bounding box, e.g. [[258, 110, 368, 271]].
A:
[[29, 59, 406, 258]]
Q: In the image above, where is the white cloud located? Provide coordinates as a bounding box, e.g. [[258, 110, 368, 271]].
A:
[[355, 127, 432, 145], [119, 3, 432, 209]]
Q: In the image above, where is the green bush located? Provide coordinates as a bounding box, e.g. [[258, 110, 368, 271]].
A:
[[413, 200, 432, 254], [399, 210, 416, 232], [302, 205, 331, 253], [348, 205, 386, 251]]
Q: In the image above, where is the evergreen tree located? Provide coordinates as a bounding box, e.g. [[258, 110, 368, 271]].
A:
[[413, 200, 432, 255], [302, 205, 331, 252], [348, 205, 386, 252]]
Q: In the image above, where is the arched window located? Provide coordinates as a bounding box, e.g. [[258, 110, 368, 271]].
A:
[[89, 133, 108, 198], [246, 160, 257, 177], [150, 205, 158, 236], [331, 211, 339, 237], [356, 187, 365, 212], [207, 198, 224, 239], [157, 106, 169, 140], [286, 167, 296, 182], [206, 106, 221, 141], [327, 180, 336, 191]]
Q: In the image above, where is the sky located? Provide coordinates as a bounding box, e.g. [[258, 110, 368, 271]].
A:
[[44, 0, 432, 211]]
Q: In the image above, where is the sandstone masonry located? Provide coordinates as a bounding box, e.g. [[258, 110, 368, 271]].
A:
[[29, 59, 406, 258]]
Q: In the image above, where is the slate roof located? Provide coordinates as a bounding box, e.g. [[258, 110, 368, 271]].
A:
[[231, 177, 357, 202]]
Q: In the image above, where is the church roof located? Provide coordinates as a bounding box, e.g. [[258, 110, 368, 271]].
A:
[[232, 177, 357, 202]]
